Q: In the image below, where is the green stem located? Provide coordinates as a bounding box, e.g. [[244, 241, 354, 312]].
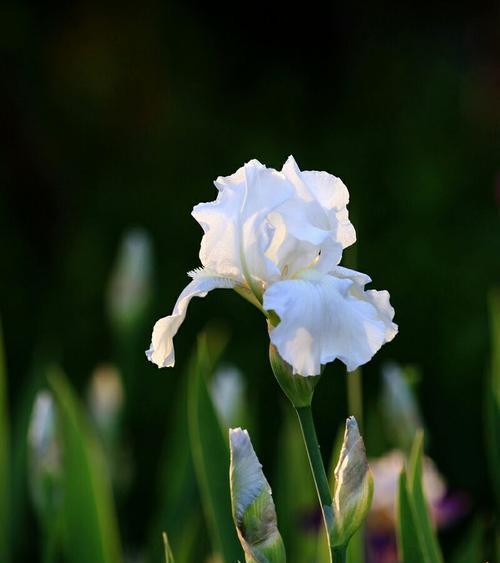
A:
[[333, 545, 347, 563], [346, 369, 363, 431], [295, 406, 335, 561]]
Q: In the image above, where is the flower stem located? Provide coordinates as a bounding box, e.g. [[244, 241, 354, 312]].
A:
[[347, 368, 363, 431], [333, 545, 347, 563], [295, 406, 335, 561]]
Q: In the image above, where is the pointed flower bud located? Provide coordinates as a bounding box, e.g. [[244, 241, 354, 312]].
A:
[[210, 363, 246, 428], [27, 391, 62, 521], [330, 417, 373, 549], [229, 428, 286, 563], [381, 362, 422, 452], [269, 344, 320, 407], [108, 228, 153, 331]]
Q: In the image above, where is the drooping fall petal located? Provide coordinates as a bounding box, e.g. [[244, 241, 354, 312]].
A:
[[264, 269, 397, 376], [146, 269, 235, 368]]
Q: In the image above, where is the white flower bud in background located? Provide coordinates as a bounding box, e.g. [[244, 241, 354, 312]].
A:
[[229, 428, 286, 563], [209, 363, 246, 428], [27, 391, 61, 520], [108, 228, 153, 331], [88, 364, 124, 444], [381, 362, 423, 452], [330, 417, 373, 549]]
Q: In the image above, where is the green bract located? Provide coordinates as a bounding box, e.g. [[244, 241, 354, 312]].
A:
[[330, 417, 373, 549], [268, 344, 321, 408], [229, 428, 286, 563]]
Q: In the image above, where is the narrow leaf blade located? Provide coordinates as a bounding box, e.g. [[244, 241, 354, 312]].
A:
[[407, 432, 443, 563], [188, 335, 242, 563], [396, 468, 426, 563], [49, 370, 122, 563], [163, 532, 175, 563]]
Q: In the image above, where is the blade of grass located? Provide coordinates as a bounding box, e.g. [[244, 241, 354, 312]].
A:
[[147, 374, 200, 563], [162, 531, 175, 562], [48, 369, 122, 563], [450, 518, 484, 563], [406, 432, 443, 563], [188, 334, 242, 563], [396, 468, 426, 563]]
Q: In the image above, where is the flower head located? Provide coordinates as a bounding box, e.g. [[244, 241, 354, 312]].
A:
[[147, 157, 397, 376]]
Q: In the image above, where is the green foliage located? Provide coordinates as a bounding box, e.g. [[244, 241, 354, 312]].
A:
[[397, 469, 426, 563], [0, 320, 10, 561], [450, 519, 484, 563], [188, 334, 243, 563], [48, 370, 122, 563], [148, 376, 201, 563], [275, 408, 319, 563], [162, 531, 175, 563], [397, 431, 443, 563]]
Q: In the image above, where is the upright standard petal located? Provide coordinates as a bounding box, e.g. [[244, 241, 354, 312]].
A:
[[192, 160, 292, 287], [277, 156, 356, 274], [263, 270, 397, 376], [146, 269, 235, 368]]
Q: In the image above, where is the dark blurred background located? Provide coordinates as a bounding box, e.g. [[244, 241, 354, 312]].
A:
[[1, 0, 499, 560]]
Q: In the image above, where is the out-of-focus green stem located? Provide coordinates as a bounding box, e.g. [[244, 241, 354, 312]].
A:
[[295, 406, 335, 562], [347, 369, 363, 431]]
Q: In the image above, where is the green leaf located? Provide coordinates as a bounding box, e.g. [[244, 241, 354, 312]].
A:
[[147, 375, 202, 563], [405, 431, 443, 563], [163, 531, 175, 563], [188, 334, 243, 563], [0, 320, 10, 561], [396, 468, 426, 563], [48, 369, 122, 563], [450, 518, 484, 563]]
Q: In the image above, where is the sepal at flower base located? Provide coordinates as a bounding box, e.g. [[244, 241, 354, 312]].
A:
[[269, 344, 320, 407], [330, 417, 373, 550], [229, 428, 286, 563]]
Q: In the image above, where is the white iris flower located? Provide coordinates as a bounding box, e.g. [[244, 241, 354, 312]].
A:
[[147, 156, 397, 376]]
